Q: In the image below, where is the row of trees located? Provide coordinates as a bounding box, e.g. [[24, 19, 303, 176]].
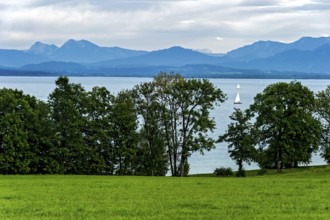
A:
[[0, 73, 225, 176], [220, 81, 330, 175], [0, 73, 329, 176]]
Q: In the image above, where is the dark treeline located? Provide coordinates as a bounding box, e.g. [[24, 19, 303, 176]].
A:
[[0, 73, 329, 176], [0, 73, 225, 176]]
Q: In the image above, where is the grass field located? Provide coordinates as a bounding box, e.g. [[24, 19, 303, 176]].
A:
[[0, 166, 329, 219]]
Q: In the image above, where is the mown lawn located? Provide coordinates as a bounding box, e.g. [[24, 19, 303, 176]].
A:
[[0, 166, 329, 219]]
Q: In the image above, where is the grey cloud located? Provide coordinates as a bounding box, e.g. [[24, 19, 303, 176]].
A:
[[237, 0, 282, 7], [0, 0, 330, 53], [296, 3, 330, 11]]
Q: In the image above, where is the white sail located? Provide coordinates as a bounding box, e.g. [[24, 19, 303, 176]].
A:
[[234, 92, 241, 104], [234, 83, 242, 104]]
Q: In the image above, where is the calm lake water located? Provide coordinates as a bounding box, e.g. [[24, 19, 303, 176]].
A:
[[1, 76, 329, 174]]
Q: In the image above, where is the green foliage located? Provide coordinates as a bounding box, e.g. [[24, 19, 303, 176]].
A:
[[250, 81, 322, 172], [48, 76, 89, 174], [1, 75, 328, 177], [133, 82, 169, 176], [315, 85, 330, 163], [214, 167, 234, 177], [26, 99, 60, 174], [0, 89, 43, 174], [219, 108, 256, 177], [111, 90, 139, 175], [236, 169, 246, 177], [47, 77, 142, 175], [3, 74, 215, 175], [256, 168, 268, 176], [84, 86, 115, 174], [152, 72, 226, 176]]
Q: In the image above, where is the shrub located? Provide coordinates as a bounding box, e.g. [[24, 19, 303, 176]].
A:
[[214, 167, 234, 177], [236, 169, 246, 177], [257, 168, 268, 176]]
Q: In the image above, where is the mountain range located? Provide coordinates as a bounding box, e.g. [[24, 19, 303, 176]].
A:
[[1, 36, 330, 78]]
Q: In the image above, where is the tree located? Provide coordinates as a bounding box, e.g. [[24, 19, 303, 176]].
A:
[[84, 86, 115, 174], [250, 81, 321, 173], [0, 89, 31, 174], [133, 82, 168, 176], [315, 85, 330, 163], [218, 108, 256, 177], [25, 97, 60, 174], [111, 90, 139, 175], [153, 72, 226, 176], [48, 76, 89, 174]]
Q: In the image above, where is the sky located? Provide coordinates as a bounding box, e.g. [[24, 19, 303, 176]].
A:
[[0, 0, 330, 53]]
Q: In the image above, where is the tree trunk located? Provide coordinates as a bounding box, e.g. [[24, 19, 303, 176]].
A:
[[180, 156, 186, 177], [238, 159, 243, 174], [276, 145, 281, 173], [277, 144, 283, 173]]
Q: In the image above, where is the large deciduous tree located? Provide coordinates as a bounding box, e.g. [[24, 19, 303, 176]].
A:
[[218, 108, 256, 177], [26, 97, 59, 174], [315, 85, 330, 163], [250, 81, 321, 173], [48, 76, 89, 174], [0, 89, 32, 174], [133, 82, 168, 176], [84, 86, 115, 174], [0, 88, 58, 174], [111, 90, 139, 175], [152, 72, 226, 176]]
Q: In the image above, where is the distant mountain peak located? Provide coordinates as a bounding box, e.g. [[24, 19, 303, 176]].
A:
[[168, 46, 185, 50], [153, 46, 205, 55], [96, 45, 218, 67], [28, 41, 58, 56], [290, 36, 330, 51], [61, 39, 99, 49], [225, 40, 286, 61]]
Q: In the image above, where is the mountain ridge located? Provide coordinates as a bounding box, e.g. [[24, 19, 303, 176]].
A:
[[94, 46, 220, 67], [27, 39, 148, 63], [1, 36, 330, 77]]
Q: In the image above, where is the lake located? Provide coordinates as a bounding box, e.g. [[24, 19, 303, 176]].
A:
[[1, 76, 329, 174]]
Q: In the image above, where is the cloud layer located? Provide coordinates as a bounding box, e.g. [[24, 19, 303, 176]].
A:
[[0, 0, 329, 52]]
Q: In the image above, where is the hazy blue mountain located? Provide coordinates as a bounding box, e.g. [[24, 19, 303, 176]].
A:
[[20, 61, 87, 74], [225, 43, 330, 73], [225, 41, 287, 61], [49, 39, 148, 63], [95, 46, 220, 67], [0, 49, 48, 67], [27, 42, 59, 56], [225, 36, 330, 61], [2, 36, 330, 77], [13, 63, 330, 78], [288, 36, 330, 51]]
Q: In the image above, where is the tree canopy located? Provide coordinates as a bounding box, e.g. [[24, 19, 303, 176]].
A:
[[0, 75, 327, 175], [218, 108, 256, 177], [315, 85, 330, 163], [250, 81, 321, 172], [134, 73, 226, 176]]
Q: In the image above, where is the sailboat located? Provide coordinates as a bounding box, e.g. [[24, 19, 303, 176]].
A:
[[234, 84, 241, 104]]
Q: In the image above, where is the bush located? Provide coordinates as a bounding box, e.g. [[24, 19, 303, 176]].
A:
[[214, 167, 234, 177], [236, 169, 246, 177], [323, 147, 330, 164], [257, 168, 268, 176]]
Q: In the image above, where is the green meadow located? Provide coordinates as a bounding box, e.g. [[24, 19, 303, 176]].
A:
[[1, 166, 329, 220]]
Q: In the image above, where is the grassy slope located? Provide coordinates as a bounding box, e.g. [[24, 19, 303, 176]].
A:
[[0, 166, 329, 220]]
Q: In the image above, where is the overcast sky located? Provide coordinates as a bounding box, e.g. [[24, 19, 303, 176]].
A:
[[0, 0, 330, 53]]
